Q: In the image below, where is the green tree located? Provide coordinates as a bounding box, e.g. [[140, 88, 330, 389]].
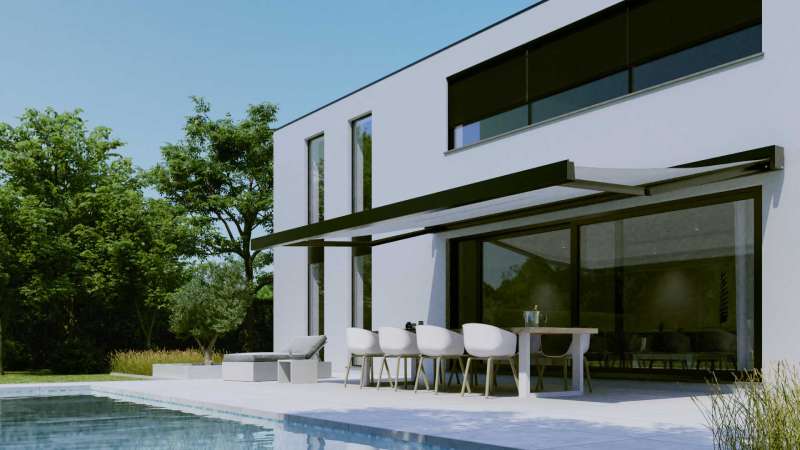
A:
[[0, 187, 19, 375], [0, 107, 201, 372], [149, 97, 276, 351], [168, 260, 251, 364]]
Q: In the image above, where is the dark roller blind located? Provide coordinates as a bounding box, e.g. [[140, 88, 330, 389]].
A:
[[629, 0, 762, 66], [528, 5, 627, 101], [448, 50, 526, 128]]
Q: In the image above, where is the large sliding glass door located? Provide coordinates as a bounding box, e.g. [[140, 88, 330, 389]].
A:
[[482, 228, 572, 328], [579, 199, 755, 371], [449, 189, 759, 376]]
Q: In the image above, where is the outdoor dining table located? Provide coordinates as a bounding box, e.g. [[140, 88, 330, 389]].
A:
[[512, 327, 598, 398]]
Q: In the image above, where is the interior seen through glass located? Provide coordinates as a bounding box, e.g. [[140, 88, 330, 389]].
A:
[[453, 197, 756, 372]]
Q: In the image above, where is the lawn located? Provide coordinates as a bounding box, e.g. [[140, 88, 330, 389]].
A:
[[0, 371, 142, 384]]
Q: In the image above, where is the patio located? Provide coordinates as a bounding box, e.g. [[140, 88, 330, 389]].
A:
[[78, 371, 716, 449]]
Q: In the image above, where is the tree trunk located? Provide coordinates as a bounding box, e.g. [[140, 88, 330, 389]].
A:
[[134, 301, 155, 350], [196, 335, 218, 365], [241, 247, 258, 352]]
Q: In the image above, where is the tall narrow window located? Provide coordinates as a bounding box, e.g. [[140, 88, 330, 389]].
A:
[[308, 135, 324, 224], [352, 115, 372, 212], [308, 247, 324, 338], [352, 116, 373, 330], [352, 243, 372, 331]]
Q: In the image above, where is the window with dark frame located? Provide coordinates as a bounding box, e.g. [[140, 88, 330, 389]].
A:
[[448, 0, 762, 149], [449, 189, 760, 377], [351, 116, 373, 332], [308, 135, 324, 224], [308, 247, 324, 340], [352, 115, 372, 213]]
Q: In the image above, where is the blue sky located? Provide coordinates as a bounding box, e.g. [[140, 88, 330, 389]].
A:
[[0, 1, 534, 170]]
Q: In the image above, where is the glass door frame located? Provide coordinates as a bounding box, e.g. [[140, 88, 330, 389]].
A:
[[447, 186, 762, 378]]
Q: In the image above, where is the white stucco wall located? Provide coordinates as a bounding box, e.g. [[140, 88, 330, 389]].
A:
[[273, 0, 800, 373]]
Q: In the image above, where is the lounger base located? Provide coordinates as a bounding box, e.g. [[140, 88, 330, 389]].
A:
[[222, 361, 277, 382]]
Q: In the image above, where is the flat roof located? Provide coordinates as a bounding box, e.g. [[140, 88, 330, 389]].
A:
[[275, 1, 550, 131]]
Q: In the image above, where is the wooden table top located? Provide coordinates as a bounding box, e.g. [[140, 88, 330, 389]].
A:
[[511, 327, 599, 335]]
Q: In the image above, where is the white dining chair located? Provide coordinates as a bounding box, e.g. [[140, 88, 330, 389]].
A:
[[413, 325, 466, 394], [461, 323, 519, 398], [532, 334, 593, 393], [377, 327, 420, 391], [344, 328, 389, 388]]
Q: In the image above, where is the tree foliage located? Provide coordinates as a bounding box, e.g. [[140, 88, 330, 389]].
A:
[[168, 260, 251, 364], [0, 108, 199, 373], [149, 97, 276, 351]]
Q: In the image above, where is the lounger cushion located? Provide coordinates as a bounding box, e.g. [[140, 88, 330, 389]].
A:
[[223, 352, 292, 363], [289, 335, 327, 359]]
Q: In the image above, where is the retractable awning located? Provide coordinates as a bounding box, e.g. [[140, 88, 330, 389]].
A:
[[252, 146, 783, 249]]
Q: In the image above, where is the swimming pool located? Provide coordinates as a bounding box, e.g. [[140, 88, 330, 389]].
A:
[[0, 395, 454, 449]]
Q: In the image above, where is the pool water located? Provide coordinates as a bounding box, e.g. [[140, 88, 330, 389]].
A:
[[0, 395, 450, 449]]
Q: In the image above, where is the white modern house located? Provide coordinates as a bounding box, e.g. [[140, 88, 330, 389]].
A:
[[255, 0, 796, 382]]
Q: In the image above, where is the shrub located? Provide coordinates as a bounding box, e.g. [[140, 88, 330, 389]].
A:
[[109, 349, 223, 376], [50, 338, 109, 374], [694, 362, 800, 449]]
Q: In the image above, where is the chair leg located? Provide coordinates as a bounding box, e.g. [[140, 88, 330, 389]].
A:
[[485, 358, 493, 398], [369, 357, 375, 385], [563, 360, 569, 391], [360, 356, 368, 388], [404, 357, 409, 388], [461, 357, 472, 396], [446, 360, 455, 388], [414, 356, 424, 393], [457, 357, 470, 393], [508, 358, 519, 389], [377, 356, 386, 390], [344, 354, 352, 388], [584, 356, 593, 393], [394, 357, 401, 391], [433, 357, 441, 394], [420, 360, 430, 390]]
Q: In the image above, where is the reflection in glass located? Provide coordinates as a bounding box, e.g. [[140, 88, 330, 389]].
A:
[[633, 25, 761, 91], [352, 116, 372, 212], [531, 71, 628, 124], [579, 200, 755, 370], [454, 105, 528, 148], [308, 135, 324, 224], [481, 229, 571, 328], [352, 246, 372, 331]]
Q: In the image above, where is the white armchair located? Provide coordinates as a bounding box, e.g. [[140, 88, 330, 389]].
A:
[[461, 323, 519, 397], [414, 325, 465, 394], [377, 327, 420, 390], [344, 328, 388, 388]]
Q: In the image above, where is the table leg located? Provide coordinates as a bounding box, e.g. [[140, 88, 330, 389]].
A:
[[571, 333, 589, 394], [518, 331, 530, 398]]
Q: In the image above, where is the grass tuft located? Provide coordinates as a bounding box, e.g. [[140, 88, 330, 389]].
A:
[[110, 349, 223, 376], [694, 362, 800, 449]]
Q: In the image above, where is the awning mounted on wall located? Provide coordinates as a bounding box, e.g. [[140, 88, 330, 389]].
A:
[[252, 146, 783, 250]]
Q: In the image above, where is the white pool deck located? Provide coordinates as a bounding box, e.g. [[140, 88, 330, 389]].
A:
[[0, 371, 716, 449]]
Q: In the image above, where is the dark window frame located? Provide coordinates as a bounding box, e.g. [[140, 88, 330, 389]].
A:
[[447, 186, 762, 379]]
